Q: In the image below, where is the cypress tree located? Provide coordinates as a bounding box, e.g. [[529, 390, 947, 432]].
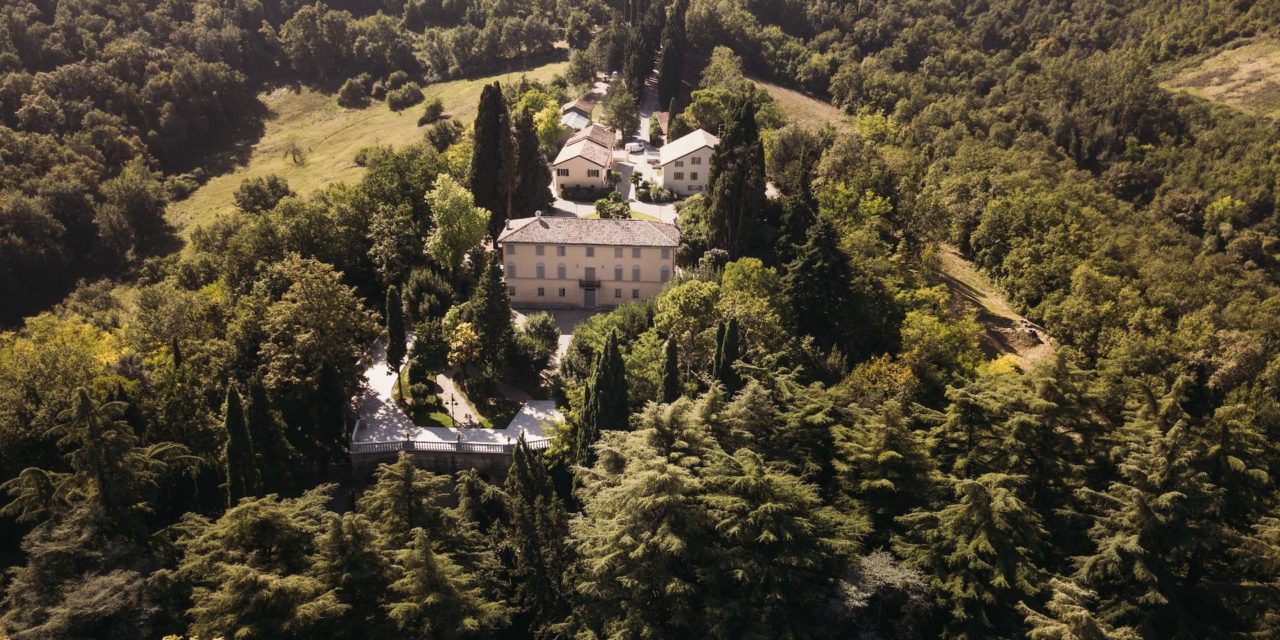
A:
[[715, 316, 742, 394], [782, 217, 901, 360], [171, 336, 183, 369], [469, 82, 512, 238], [662, 338, 680, 403], [386, 285, 406, 377], [705, 100, 768, 259], [245, 375, 298, 493], [472, 253, 515, 371], [314, 360, 347, 466], [510, 107, 554, 218], [572, 376, 602, 468], [503, 437, 571, 637], [222, 384, 262, 506], [712, 320, 725, 378], [595, 329, 629, 429]]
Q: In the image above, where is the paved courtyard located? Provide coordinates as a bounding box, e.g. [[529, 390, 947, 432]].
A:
[[351, 338, 561, 447]]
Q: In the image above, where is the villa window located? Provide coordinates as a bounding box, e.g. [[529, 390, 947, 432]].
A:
[[674, 172, 684, 181], [537, 287, 545, 297], [508, 286, 516, 295], [614, 266, 623, 281], [632, 266, 641, 281], [556, 168, 569, 176], [632, 289, 640, 299], [675, 160, 684, 167], [661, 248, 671, 259], [536, 244, 545, 256], [536, 263, 545, 279], [632, 247, 641, 258], [557, 264, 566, 279], [661, 266, 670, 282], [691, 156, 702, 165], [587, 169, 601, 178], [557, 245, 565, 256], [586, 246, 595, 257], [507, 244, 515, 255], [506, 263, 516, 278], [614, 247, 623, 258], [558, 288, 566, 297], [615, 288, 622, 298], [690, 172, 698, 181]]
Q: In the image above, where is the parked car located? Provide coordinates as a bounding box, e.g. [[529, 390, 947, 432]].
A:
[[625, 141, 645, 153]]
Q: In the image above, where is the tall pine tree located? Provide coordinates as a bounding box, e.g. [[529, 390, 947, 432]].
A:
[[895, 473, 1047, 639], [469, 82, 512, 238], [311, 513, 393, 639], [222, 384, 262, 507], [511, 107, 554, 218], [387, 529, 506, 637], [782, 217, 900, 361]]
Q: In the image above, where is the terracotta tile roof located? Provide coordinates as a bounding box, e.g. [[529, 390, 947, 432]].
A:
[[498, 216, 680, 247], [660, 128, 719, 166], [567, 123, 614, 148], [552, 139, 612, 167], [561, 98, 594, 115]]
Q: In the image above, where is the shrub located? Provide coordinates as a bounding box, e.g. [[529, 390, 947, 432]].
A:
[[337, 78, 368, 108], [425, 120, 464, 151], [417, 98, 445, 126], [233, 175, 294, 214], [649, 116, 664, 145], [595, 191, 632, 219], [387, 83, 425, 111], [561, 184, 614, 201], [387, 70, 411, 90]]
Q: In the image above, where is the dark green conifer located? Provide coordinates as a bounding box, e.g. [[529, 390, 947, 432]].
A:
[[503, 437, 571, 637], [714, 316, 743, 394], [222, 384, 262, 506], [896, 473, 1046, 639], [469, 82, 512, 238], [245, 375, 298, 493], [386, 285, 406, 378], [662, 337, 680, 403], [511, 107, 554, 218], [705, 100, 768, 259], [472, 254, 515, 370]]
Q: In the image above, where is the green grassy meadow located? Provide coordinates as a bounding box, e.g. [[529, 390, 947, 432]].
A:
[[167, 61, 568, 236]]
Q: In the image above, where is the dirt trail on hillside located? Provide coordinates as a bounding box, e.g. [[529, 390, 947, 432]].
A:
[[937, 244, 1054, 369]]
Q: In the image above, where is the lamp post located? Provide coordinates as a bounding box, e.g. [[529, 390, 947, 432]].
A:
[[448, 393, 459, 425]]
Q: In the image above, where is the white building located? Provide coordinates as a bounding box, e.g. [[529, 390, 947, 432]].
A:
[[551, 124, 614, 193], [659, 128, 719, 196]]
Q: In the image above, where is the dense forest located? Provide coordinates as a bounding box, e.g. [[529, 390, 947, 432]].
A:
[[3, 0, 1280, 638]]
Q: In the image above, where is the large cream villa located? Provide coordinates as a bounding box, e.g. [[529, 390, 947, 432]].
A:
[[496, 214, 679, 309], [659, 128, 719, 195], [551, 124, 614, 193]]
